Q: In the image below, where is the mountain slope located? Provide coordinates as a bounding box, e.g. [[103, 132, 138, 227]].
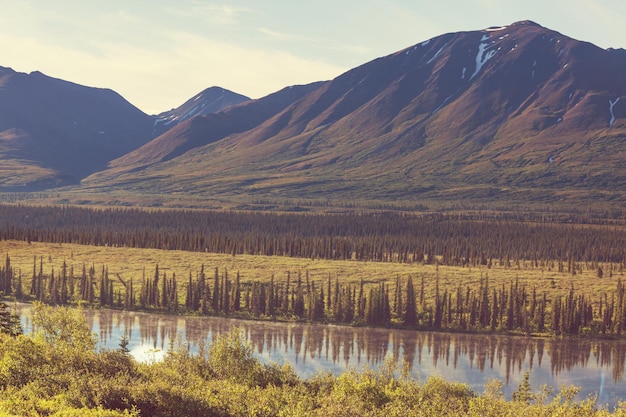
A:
[[77, 21, 626, 206], [0, 67, 155, 189], [83, 82, 326, 183]]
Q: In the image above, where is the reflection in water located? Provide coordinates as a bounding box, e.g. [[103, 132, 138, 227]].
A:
[[16, 304, 626, 407]]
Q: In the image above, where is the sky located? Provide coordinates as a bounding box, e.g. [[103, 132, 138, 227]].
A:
[[1, 1, 625, 114]]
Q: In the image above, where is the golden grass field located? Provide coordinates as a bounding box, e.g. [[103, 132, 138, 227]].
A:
[[0, 239, 620, 307]]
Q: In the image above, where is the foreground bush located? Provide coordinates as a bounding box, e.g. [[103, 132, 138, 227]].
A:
[[2, 304, 626, 416]]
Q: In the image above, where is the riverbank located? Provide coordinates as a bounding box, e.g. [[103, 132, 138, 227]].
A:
[[2, 304, 625, 417], [11, 302, 626, 409]]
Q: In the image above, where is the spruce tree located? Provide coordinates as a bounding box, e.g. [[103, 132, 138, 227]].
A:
[[403, 275, 417, 327], [0, 300, 21, 336]]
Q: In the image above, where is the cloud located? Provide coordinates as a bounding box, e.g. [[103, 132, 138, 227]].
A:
[[0, 28, 345, 114], [163, 31, 345, 99], [167, 1, 255, 25]]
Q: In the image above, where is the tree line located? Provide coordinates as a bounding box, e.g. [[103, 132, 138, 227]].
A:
[[1, 204, 626, 265], [3, 254, 626, 338]]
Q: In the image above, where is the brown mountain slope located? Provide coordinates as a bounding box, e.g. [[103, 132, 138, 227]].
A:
[[0, 67, 155, 189], [83, 82, 327, 182], [70, 21, 626, 206]]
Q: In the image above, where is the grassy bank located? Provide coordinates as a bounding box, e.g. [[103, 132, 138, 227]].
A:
[[0, 240, 617, 311]]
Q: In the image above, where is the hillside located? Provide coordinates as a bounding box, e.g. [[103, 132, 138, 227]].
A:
[[4, 21, 626, 209], [0, 67, 156, 189], [83, 82, 326, 181]]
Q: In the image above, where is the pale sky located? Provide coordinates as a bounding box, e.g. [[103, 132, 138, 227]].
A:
[[1, 1, 624, 114]]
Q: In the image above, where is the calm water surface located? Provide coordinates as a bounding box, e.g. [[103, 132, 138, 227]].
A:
[[16, 304, 626, 407]]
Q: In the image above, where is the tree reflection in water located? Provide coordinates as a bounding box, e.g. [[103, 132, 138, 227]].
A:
[[16, 304, 626, 405]]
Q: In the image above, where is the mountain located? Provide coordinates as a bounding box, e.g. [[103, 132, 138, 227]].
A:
[[0, 68, 253, 191], [0, 67, 155, 189], [83, 82, 326, 182], [152, 87, 250, 136], [77, 21, 626, 207]]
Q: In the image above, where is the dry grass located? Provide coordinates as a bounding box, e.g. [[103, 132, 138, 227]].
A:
[[0, 240, 620, 308]]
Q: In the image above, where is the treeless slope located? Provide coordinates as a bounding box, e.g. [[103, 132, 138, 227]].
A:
[[83, 82, 326, 182], [77, 21, 626, 205], [0, 67, 155, 189]]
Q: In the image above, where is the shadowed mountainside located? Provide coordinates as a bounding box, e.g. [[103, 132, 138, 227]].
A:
[[0, 67, 155, 189]]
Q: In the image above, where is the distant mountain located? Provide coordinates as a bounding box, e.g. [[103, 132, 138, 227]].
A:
[[79, 21, 626, 207], [4, 21, 626, 208], [0, 67, 155, 189], [83, 82, 325, 181], [152, 87, 249, 136], [0, 68, 249, 191]]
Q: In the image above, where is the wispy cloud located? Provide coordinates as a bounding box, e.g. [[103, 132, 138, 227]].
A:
[[166, 1, 255, 25]]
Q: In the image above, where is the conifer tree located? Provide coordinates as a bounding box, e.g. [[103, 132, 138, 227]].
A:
[[282, 272, 290, 314], [60, 261, 68, 305], [403, 275, 417, 327], [294, 272, 305, 318], [394, 275, 403, 320], [232, 271, 241, 312], [30, 256, 37, 297], [14, 271, 22, 300], [221, 269, 229, 315], [479, 274, 490, 328], [186, 271, 194, 310], [152, 264, 160, 306], [161, 271, 168, 308], [357, 279, 365, 322], [213, 267, 220, 313], [49, 268, 58, 305], [3, 254, 12, 295]]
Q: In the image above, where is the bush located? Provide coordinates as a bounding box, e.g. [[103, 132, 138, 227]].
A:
[[207, 327, 261, 385]]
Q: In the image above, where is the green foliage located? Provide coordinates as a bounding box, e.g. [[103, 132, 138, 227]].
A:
[[207, 326, 262, 386], [2, 310, 626, 416], [31, 302, 96, 352]]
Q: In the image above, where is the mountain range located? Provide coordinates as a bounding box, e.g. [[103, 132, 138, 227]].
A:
[[2, 20, 626, 209]]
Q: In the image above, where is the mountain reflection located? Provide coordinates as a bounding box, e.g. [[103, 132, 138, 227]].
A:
[[16, 305, 626, 404]]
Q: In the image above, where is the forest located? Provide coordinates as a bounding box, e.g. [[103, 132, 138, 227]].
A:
[[1, 253, 625, 338], [3, 203, 626, 415], [1, 204, 626, 264], [1, 202, 626, 338]]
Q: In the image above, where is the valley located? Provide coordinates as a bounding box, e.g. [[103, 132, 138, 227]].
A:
[[2, 18, 626, 415]]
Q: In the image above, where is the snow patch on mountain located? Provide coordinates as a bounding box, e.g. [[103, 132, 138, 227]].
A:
[[470, 37, 497, 80], [485, 25, 508, 32], [427, 44, 446, 64], [609, 97, 620, 127]]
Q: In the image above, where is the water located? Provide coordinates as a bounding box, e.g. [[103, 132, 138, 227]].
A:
[[15, 304, 626, 407]]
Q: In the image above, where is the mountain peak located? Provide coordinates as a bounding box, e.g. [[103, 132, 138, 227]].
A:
[[153, 86, 250, 133], [4, 21, 626, 208], [87, 20, 626, 207], [507, 20, 542, 28]]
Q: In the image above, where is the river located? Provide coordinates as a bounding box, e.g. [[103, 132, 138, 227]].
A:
[[15, 304, 626, 408]]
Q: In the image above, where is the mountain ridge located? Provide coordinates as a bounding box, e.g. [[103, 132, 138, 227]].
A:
[[5, 21, 626, 208]]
